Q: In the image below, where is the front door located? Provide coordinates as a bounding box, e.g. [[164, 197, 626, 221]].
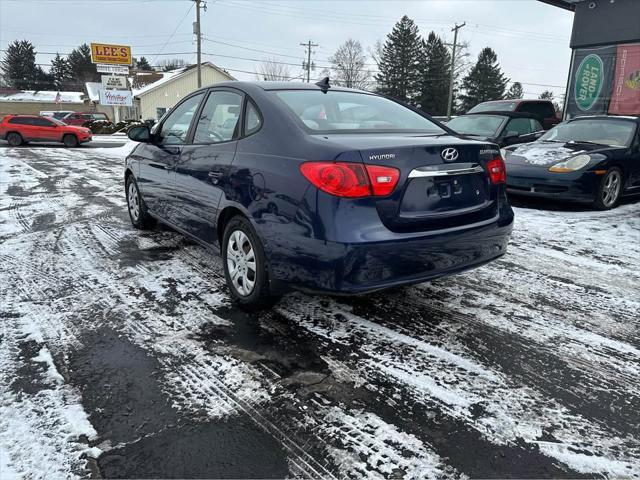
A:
[[170, 89, 244, 244], [136, 92, 204, 220]]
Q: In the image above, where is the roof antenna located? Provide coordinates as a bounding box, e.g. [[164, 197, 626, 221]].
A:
[[315, 76, 331, 93]]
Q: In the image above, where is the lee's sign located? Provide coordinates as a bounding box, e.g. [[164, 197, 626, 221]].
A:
[[99, 89, 133, 106], [101, 75, 127, 89], [91, 43, 132, 66]]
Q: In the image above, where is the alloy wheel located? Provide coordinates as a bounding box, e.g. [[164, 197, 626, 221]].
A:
[[128, 181, 140, 221], [601, 170, 621, 208], [226, 230, 256, 296]]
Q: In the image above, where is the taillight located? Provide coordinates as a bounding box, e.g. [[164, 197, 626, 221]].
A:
[[299, 162, 399, 198], [486, 157, 506, 184]]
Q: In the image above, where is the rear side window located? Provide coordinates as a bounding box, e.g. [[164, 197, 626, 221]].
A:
[[32, 117, 55, 127], [244, 100, 261, 135], [8, 117, 33, 125], [273, 90, 445, 134], [92, 113, 108, 120], [520, 103, 555, 118]]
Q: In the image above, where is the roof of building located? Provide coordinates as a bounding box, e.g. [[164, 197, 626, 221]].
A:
[[537, 0, 583, 11], [132, 62, 235, 97], [0, 90, 84, 103]]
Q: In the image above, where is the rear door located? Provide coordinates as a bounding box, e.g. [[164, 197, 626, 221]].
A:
[[31, 117, 61, 141], [170, 88, 244, 243], [7, 117, 36, 140], [136, 92, 204, 220]]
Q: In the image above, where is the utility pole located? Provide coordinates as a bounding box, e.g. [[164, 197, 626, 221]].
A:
[[300, 40, 318, 83], [194, 0, 203, 88], [447, 22, 465, 121]]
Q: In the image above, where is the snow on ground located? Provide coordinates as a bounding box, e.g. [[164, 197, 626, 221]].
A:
[[0, 143, 639, 478]]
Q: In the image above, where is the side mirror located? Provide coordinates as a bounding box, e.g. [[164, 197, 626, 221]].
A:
[[128, 125, 151, 143]]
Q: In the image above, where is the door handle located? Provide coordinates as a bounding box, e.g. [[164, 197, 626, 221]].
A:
[[164, 165, 173, 170], [208, 171, 223, 178]]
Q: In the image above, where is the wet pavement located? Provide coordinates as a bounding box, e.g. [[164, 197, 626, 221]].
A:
[[0, 144, 639, 479]]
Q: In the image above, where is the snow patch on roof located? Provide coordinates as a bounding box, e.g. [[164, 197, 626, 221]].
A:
[[0, 90, 84, 103], [132, 67, 187, 97]]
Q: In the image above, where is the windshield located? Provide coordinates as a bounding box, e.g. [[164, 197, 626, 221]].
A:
[[272, 90, 446, 134], [50, 117, 66, 126], [539, 119, 636, 147], [468, 101, 518, 113], [448, 115, 506, 136]]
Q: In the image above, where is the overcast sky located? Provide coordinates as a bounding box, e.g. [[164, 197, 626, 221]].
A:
[[0, 0, 574, 98]]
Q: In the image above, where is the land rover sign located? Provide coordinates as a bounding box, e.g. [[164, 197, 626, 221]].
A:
[[566, 46, 616, 118], [575, 54, 604, 111]]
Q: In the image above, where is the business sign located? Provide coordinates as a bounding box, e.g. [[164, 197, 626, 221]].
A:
[[96, 64, 130, 75], [566, 46, 616, 118], [609, 43, 640, 116], [101, 75, 127, 89], [91, 43, 132, 65], [99, 89, 132, 106]]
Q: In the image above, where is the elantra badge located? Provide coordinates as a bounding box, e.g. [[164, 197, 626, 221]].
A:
[[441, 148, 459, 162]]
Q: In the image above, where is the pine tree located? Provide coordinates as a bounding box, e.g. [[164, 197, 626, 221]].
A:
[[135, 56, 152, 71], [418, 32, 451, 116], [505, 82, 523, 100], [459, 47, 509, 112], [375, 16, 423, 105], [66, 44, 99, 89], [0, 40, 41, 89], [50, 53, 73, 90]]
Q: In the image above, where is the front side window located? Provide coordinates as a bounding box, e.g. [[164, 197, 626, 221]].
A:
[[505, 118, 536, 136], [159, 93, 204, 145], [273, 90, 446, 134], [32, 117, 55, 127], [539, 119, 636, 147], [193, 90, 243, 144]]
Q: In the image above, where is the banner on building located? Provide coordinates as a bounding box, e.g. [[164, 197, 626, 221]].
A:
[[97, 64, 130, 75], [608, 43, 640, 115], [99, 89, 133, 106], [566, 45, 617, 118], [91, 43, 132, 65]]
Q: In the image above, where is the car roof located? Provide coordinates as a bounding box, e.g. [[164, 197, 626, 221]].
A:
[[479, 99, 551, 104], [458, 111, 540, 119], [195, 80, 371, 95]]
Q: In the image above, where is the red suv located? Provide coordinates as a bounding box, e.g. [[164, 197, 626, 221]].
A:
[[62, 111, 110, 126], [468, 100, 560, 130], [0, 115, 92, 147]]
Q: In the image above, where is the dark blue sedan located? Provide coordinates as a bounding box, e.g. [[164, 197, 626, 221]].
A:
[[505, 116, 640, 209], [125, 81, 513, 307]]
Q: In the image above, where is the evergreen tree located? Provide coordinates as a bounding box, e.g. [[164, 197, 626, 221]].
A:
[[505, 82, 524, 99], [459, 47, 509, 112], [135, 56, 152, 70], [0, 40, 41, 89], [375, 16, 423, 105], [66, 44, 99, 89], [50, 53, 73, 90], [35, 67, 55, 90], [418, 32, 451, 116]]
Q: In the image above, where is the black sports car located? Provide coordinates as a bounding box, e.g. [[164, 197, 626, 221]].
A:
[[504, 116, 640, 209], [447, 111, 544, 148]]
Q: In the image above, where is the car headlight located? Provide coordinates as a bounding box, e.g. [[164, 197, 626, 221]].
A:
[[548, 154, 591, 173]]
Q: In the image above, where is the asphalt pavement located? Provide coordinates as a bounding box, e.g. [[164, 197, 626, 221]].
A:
[[0, 143, 639, 479]]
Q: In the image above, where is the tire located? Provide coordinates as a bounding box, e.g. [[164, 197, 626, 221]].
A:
[[222, 215, 276, 309], [125, 175, 154, 229], [6, 132, 22, 147], [593, 167, 623, 210], [62, 134, 79, 148]]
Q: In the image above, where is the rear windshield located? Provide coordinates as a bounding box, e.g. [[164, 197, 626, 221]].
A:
[[272, 90, 446, 134], [468, 101, 518, 113], [448, 115, 506, 136], [539, 119, 636, 147]]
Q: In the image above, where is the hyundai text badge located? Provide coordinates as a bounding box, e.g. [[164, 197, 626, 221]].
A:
[[441, 147, 459, 162]]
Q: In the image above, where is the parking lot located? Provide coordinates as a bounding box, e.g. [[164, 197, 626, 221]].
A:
[[0, 142, 639, 478]]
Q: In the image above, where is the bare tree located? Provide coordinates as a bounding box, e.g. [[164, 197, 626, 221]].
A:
[[256, 58, 291, 81], [157, 58, 187, 72], [328, 39, 371, 90]]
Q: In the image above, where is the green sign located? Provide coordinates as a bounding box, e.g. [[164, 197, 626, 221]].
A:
[[574, 54, 604, 111]]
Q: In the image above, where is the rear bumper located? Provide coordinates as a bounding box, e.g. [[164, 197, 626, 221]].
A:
[[264, 209, 513, 294]]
